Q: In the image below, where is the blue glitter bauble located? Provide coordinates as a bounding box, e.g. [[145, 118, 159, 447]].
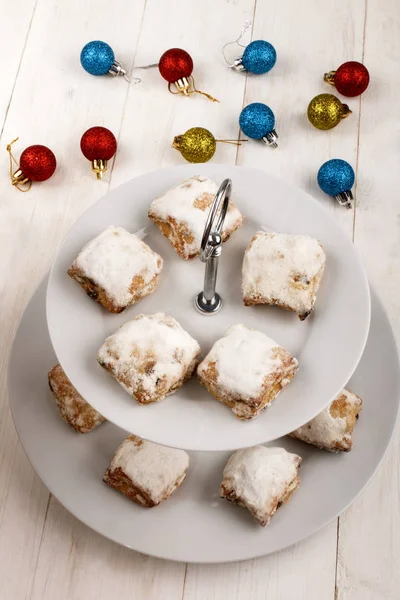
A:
[[80, 41, 115, 76], [242, 40, 277, 75], [317, 159, 355, 196], [239, 103, 275, 139]]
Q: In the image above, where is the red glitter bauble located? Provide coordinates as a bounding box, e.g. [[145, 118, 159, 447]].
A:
[[19, 145, 56, 182], [80, 126, 117, 161], [158, 48, 193, 83], [334, 61, 369, 97]]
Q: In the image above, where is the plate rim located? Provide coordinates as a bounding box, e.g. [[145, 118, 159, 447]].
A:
[[9, 279, 398, 563], [45, 164, 371, 451]]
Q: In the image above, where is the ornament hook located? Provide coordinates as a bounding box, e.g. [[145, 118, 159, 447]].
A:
[[222, 20, 252, 67], [6, 138, 31, 192], [195, 179, 232, 315], [109, 61, 141, 84]]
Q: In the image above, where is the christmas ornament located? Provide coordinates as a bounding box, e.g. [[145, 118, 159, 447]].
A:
[[158, 48, 218, 101], [6, 138, 56, 191], [80, 126, 117, 179], [239, 103, 278, 147], [324, 61, 369, 97], [80, 41, 129, 80], [172, 127, 243, 163], [317, 159, 355, 208], [231, 40, 276, 74], [307, 94, 351, 130]]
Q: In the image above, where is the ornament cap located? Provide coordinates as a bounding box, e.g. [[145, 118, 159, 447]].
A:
[[341, 104, 352, 119], [11, 168, 30, 187], [173, 77, 191, 95], [262, 129, 279, 148], [334, 190, 353, 209], [172, 135, 183, 151], [323, 71, 336, 85], [109, 60, 126, 76], [108, 60, 134, 83], [230, 57, 246, 71], [92, 158, 108, 180]]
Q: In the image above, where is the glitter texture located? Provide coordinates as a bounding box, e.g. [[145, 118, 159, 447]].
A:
[[19, 145, 56, 182], [334, 61, 369, 97], [242, 40, 277, 75], [80, 127, 117, 161], [173, 127, 216, 163], [317, 159, 355, 196], [159, 48, 193, 83], [239, 103, 275, 139], [307, 94, 349, 130], [80, 41, 115, 76]]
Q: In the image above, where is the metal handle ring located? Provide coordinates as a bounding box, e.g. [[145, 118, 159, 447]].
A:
[[199, 178, 232, 262]]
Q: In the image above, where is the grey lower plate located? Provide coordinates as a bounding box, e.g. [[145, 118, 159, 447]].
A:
[[8, 279, 399, 563]]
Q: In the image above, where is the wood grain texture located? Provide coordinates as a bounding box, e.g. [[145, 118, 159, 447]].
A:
[[0, 6, 51, 599], [0, 0, 37, 131], [237, 0, 366, 237], [29, 498, 185, 600], [183, 525, 337, 600], [336, 1, 400, 598], [0, 0, 398, 598]]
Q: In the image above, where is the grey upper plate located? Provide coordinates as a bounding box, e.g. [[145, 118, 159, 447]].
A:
[[8, 278, 399, 563]]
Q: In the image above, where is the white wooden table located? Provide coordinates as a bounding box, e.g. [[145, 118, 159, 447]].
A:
[[0, 0, 398, 597]]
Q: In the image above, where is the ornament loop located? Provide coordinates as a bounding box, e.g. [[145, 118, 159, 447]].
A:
[[195, 179, 232, 315], [215, 138, 247, 146], [222, 20, 252, 66], [109, 60, 141, 84], [134, 63, 159, 70], [6, 138, 32, 192], [168, 76, 219, 102]]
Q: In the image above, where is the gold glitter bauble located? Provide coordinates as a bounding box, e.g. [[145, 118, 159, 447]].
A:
[[173, 127, 216, 163], [307, 93, 351, 130]]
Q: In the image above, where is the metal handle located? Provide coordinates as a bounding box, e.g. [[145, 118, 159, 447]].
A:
[[195, 179, 232, 315]]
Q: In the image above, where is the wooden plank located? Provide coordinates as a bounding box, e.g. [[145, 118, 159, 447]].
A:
[[0, 3, 52, 599], [1, 0, 392, 598], [0, 0, 176, 598], [110, 0, 255, 185], [29, 497, 185, 600], [336, 1, 400, 598], [184, 524, 337, 600], [0, 0, 37, 131], [11, 0, 255, 598], [183, 1, 366, 598], [0, 445, 49, 600], [237, 0, 366, 236]]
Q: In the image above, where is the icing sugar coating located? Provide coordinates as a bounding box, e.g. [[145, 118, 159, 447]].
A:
[[98, 313, 200, 403], [242, 231, 326, 319], [148, 176, 243, 259], [290, 388, 362, 451], [221, 446, 302, 526], [108, 435, 189, 505], [198, 324, 293, 399], [71, 226, 163, 308]]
